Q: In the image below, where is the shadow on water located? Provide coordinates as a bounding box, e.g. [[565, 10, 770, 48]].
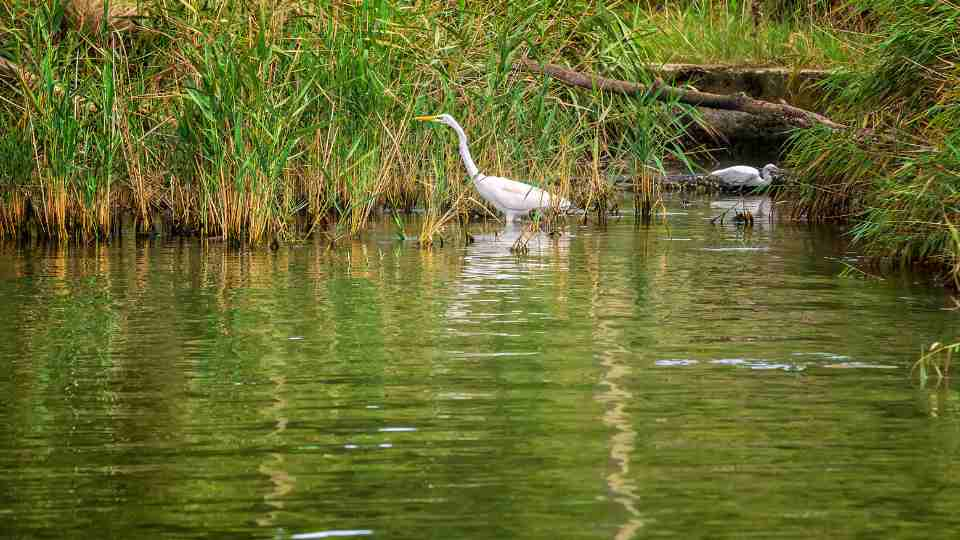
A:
[[0, 196, 958, 539]]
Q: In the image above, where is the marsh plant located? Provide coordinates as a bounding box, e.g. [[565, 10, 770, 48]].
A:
[[609, 0, 865, 67], [0, 0, 713, 245], [782, 0, 960, 282], [7, 0, 919, 249], [5, 0, 876, 245], [914, 342, 959, 388]]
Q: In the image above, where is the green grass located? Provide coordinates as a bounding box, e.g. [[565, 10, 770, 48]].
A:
[[781, 0, 960, 283], [0, 0, 867, 244], [606, 2, 864, 68]]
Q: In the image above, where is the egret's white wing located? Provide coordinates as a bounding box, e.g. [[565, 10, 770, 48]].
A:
[[497, 177, 572, 210], [478, 175, 553, 212]]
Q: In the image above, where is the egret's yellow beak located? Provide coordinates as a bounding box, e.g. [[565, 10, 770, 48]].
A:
[[414, 115, 439, 122]]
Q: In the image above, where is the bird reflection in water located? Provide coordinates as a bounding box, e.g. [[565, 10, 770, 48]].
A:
[[443, 223, 570, 334], [257, 371, 295, 528], [710, 195, 775, 228], [595, 323, 645, 537]]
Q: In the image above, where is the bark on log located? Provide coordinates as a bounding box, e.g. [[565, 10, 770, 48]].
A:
[[516, 59, 846, 144], [685, 105, 826, 145]]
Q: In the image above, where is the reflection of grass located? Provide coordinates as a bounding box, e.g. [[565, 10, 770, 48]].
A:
[[21, 277, 122, 388], [914, 342, 958, 388], [837, 261, 883, 281]]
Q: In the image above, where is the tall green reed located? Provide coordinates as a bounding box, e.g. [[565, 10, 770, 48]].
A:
[[0, 0, 747, 244], [6, 1, 128, 240], [176, 10, 318, 243], [782, 0, 960, 281]]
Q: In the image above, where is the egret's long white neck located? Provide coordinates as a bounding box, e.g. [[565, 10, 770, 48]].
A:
[[445, 119, 480, 180]]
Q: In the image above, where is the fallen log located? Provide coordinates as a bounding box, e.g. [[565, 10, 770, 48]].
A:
[[516, 59, 845, 145], [604, 172, 787, 192], [518, 59, 842, 129]]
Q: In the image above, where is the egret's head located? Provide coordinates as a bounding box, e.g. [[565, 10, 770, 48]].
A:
[[414, 113, 458, 128], [761, 163, 780, 180]]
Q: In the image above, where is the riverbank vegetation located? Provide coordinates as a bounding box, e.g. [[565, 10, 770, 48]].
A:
[[0, 0, 693, 244], [0, 0, 863, 245], [626, 1, 864, 67], [0, 0, 956, 283], [782, 0, 959, 284]]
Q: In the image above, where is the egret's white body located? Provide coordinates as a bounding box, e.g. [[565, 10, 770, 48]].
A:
[[709, 164, 780, 189], [416, 114, 572, 222], [445, 227, 571, 322]]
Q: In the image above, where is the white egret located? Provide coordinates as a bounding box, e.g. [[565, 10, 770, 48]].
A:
[[708, 164, 780, 190], [415, 114, 572, 222]]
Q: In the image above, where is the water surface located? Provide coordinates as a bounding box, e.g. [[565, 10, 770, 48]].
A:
[[1, 195, 958, 539]]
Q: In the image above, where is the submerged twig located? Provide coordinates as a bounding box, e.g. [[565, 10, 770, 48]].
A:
[[913, 342, 957, 388]]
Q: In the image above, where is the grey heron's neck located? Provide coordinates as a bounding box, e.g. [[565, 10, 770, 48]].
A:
[[449, 121, 480, 180]]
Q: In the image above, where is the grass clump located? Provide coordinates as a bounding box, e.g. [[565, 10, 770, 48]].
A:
[[2, 1, 131, 240], [619, 1, 864, 67], [782, 0, 960, 283], [0, 0, 866, 245], [175, 15, 319, 243], [0, 0, 707, 244]]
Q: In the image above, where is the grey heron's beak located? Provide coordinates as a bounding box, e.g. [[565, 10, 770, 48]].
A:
[[414, 115, 439, 122]]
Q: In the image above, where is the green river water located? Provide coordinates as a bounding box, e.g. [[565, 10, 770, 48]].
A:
[[1, 195, 958, 539]]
